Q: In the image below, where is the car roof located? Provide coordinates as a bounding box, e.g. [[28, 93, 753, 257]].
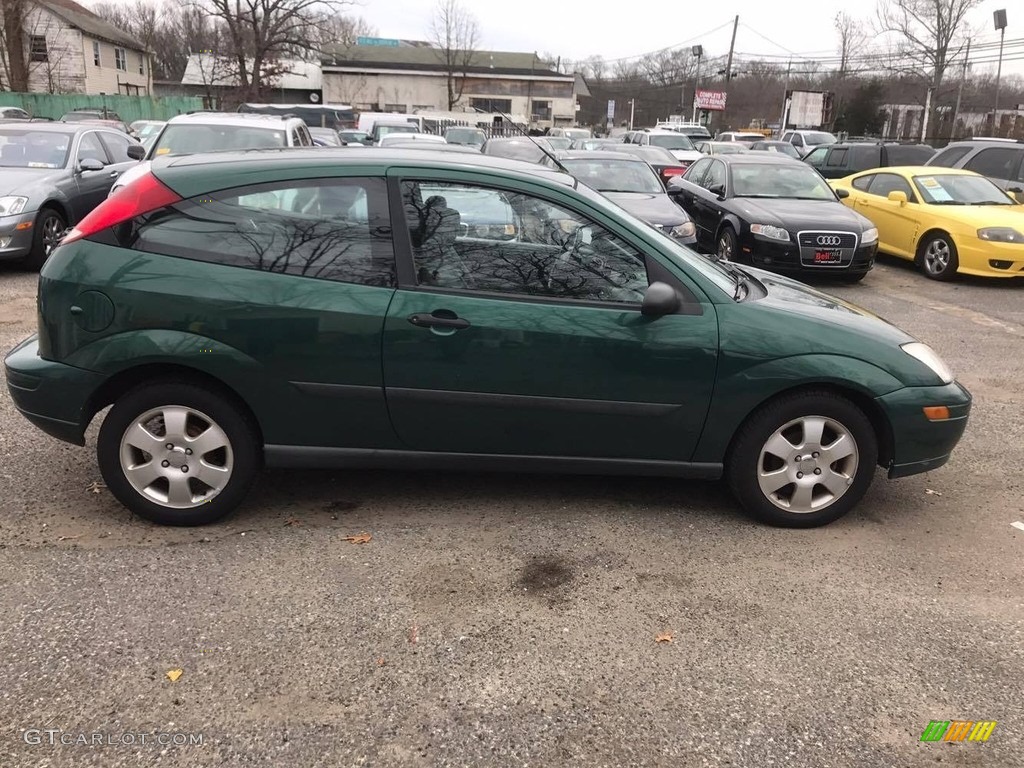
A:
[[555, 150, 648, 161], [941, 138, 1024, 147], [852, 166, 979, 176], [0, 121, 103, 134], [165, 111, 301, 128], [152, 147, 575, 186], [715, 153, 802, 164]]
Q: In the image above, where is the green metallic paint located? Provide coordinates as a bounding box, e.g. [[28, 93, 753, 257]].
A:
[[382, 289, 719, 459], [878, 382, 971, 476]]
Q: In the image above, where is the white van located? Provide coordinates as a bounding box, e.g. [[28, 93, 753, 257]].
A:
[[356, 112, 422, 136]]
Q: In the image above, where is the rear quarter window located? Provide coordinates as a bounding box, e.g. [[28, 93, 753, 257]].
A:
[[928, 145, 972, 168], [111, 177, 395, 287], [888, 146, 935, 165], [850, 146, 879, 170]]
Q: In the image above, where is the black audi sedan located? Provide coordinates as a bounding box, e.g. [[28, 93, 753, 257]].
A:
[[668, 153, 878, 281]]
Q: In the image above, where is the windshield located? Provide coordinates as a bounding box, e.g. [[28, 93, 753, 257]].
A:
[[804, 132, 837, 146], [562, 158, 664, 194], [375, 124, 419, 139], [150, 124, 286, 157], [545, 137, 572, 150], [731, 163, 836, 199], [649, 134, 695, 151], [0, 129, 72, 168], [445, 128, 486, 145], [913, 174, 1015, 205]]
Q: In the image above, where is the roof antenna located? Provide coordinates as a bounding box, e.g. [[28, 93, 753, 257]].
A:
[[472, 106, 574, 178]]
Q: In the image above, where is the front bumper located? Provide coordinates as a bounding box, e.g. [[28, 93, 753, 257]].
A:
[[956, 239, 1024, 278], [742, 235, 877, 275], [876, 381, 972, 479], [4, 335, 104, 446], [0, 210, 37, 260]]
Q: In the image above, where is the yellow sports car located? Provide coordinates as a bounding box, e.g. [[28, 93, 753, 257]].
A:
[[830, 167, 1024, 280]]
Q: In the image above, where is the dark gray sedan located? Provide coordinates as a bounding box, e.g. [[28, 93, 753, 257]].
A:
[[0, 123, 143, 269]]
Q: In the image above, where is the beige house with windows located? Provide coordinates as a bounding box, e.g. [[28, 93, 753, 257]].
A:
[[321, 44, 586, 130], [0, 0, 151, 94]]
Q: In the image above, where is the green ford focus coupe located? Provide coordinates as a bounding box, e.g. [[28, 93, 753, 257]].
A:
[[4, 149, 971, 528]]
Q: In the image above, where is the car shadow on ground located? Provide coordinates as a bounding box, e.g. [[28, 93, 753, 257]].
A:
[[867, 253, 1024, 289]]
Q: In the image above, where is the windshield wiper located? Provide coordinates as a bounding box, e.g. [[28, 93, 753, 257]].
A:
[[711, 257, 751, 301], [929, 200, 966, 205]]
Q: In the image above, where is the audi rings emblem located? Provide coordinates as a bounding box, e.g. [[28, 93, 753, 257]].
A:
[[816, 235, 842, 246]]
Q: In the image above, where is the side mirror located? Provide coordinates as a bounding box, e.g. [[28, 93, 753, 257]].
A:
[[835, 188, 850, 199], [708, 183, 726, 199], [667, 177, 686, 195], [887, 190, 908, 205], [641, 281, 681, 317], [78, 157, 104, 173], [126, 144, 145, 161]]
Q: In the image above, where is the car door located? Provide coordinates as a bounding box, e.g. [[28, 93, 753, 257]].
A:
[[380, 173, 719, 462], [689, 159, 727, 248], [671, 158, 712, 247], [853, 172, 919, 258], [72, 131, 117, 220]]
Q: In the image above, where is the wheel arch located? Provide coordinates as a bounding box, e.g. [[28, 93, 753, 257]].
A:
[[914, 227, 954, 259], [723, 382, 894, 470], [84, 363, 265, 445], [38, 199, 70, 223]]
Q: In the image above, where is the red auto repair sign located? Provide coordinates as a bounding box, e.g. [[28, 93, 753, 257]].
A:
[[695, 90, 727, 111]]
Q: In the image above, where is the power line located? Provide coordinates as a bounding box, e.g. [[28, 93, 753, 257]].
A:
[[580, 19, 737, 65]]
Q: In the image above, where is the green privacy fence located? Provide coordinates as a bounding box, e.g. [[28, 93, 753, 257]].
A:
[[0, 93, 205, 123]]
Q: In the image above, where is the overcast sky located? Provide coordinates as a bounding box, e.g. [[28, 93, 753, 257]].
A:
[[354, 0, 1023, 78]]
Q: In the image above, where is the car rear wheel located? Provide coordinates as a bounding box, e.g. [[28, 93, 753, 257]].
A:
[[917, 233, 959, 281], [727, 391, 878, 527], [97, 382, 260, 525], [717, 226, 737, 262], [23, 207, 66, 271]]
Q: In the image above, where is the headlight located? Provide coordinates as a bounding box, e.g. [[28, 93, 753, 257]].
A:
[[750, 223, 789, 242], [977, 227, 1023, 243], [670, 221, 696, 239], [901, 342, 953, 384], [0, 196, 29, 216], [861, 227, 878, 245]]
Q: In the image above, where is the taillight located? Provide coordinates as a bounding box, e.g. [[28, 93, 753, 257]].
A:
[[63, 173, 182, 245], [661, 167, 687, 179]]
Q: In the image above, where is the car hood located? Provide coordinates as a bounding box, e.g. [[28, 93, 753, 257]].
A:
[[604, 192, 690, 226], [0, 167, 66, 196], [732, 197, 869, 232]]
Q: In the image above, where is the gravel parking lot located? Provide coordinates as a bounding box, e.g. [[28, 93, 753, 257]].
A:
[[1, 258, 1022, 767]]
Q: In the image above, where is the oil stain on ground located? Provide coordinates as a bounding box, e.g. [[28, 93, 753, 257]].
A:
[[516, 555, 575, 597]]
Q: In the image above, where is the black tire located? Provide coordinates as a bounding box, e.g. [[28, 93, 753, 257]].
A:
[[726, 390, 878, 528], [97, 381, 261, 526], [717, 225, 738, 262], [916, 232, 959, 281], [23, 207, 66, 271]]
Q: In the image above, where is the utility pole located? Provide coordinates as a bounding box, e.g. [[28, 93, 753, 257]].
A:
[[952, 37, 970, 142], [721, 14, 739, 132], [921, 87, 932, 144], [629, 98, 635, 130], [778, 57, 792, 136], [993, 9, 1008, 134], [691, 45, 703, 123]]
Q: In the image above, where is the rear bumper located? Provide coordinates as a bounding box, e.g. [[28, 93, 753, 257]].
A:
[[4, 335, 103, 446], [877, 381, 972, 479]]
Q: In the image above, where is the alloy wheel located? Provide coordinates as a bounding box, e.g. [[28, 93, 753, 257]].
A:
[[922, 239, 951, 276], [41, 214, 64, 255]]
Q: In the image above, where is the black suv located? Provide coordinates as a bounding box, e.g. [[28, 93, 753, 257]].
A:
[[925, 139, 1024, 202], [808, 142, 936, 179]]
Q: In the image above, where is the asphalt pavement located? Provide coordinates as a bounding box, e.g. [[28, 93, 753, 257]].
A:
[[1, 257, 1022, 767]]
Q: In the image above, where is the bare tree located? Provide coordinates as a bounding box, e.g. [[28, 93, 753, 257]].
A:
[[0, 0, 31, 91], [312, 12, 375, 55], [198, 0, 351, 101], [428, 0, 479, 110], [835, 11, 867, 78], [875, 0, 981, 137]]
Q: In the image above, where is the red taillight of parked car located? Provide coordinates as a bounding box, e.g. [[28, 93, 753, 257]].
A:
[[661, 167, 688, 182], [63, 173, 182, 245]]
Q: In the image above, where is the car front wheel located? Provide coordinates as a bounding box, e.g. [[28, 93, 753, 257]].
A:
[[97, 382, 261, 525], [918, 233, 959, 281], [727, 391, 878, 527]]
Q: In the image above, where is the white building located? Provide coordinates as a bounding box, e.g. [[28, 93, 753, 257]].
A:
[[321, 44, 587, 130], [0, 0, 152, 95]]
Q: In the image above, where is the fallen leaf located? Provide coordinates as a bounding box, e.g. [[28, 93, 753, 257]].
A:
[[409, 624, 419, 644], [165, 669, 183, 682], [283, 518, 302, 527], [655, 632, 674, 644], [925, 489, 942, 496], [57, 535, 82, 542], [343, 533, 372, 544], [377, 658, 387, 667], [86, 481, 105, 494]]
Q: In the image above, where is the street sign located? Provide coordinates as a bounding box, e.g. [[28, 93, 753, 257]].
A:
[[356, 37, 400, 47], [607, 100, 615, 119], [695, 90, 727, 111]]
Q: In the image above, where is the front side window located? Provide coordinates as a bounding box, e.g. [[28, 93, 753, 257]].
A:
[[866, 173, 915, 200], [116, 178, 395, 286], [98, 132, 134, 162], [115, 48, 127, 71], [928, 145, 971, 168], [685, 158, 712, 184], [400, 180, 649, 304], [964, 147, 1020, 180], [77, 132, 108, 164], [824, 148, 848, 167], [702, 160, 726, 191]]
